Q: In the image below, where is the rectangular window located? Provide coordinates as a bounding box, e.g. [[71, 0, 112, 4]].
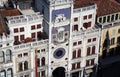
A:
[[112, 30, 116, 36], [115, 14, 118, 20], [83, 22, 91, 29], [24, 53, 28, 56], [20, 27, 24, 32], [111, 15, 114, 21], [77, 49, 81, 57], [20, 35, 24, 41], [31, 25, 35, 30], [86, 60, 90, 66], [103, 17, 106, 23], [72, 63, 75, 70], [41, 71, 45, 76], [14, 28, 18, 33], [91, 59, 95, 65], [111, 38, 115, 45], [41, 49, 45, 52], [77, 62, 80, 68], [73, 42, 77, 46], [87, 47, 91, 56], [37, 24, 41, 29], [72, 50, 76, 59], [88, 39, 91, 43], [92, 46, 95, 54], [99, 18, 102, 23], [117, 36, 120, 44], [14, 36, 19, 41], [73, 25, 78, 31], [84, 15, 87, 20], [31, 33, 36, 38], [88, 22, 91, 27], [74, 17, 78, 22], [107, 16, 110, 22], [18, 54, 22, 57], [78, 41, 82, 45], [88, 14, 92, 19], [83, 23, 88, 29], [93, 38, 96, 41], [118, 29, 120, 33]]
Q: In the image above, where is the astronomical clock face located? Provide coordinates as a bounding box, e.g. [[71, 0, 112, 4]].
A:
[[53, 48, 65, 59]]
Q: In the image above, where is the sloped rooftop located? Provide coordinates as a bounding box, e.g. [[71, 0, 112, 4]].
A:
[[74, 0, 120, 16], [1, 8, 21, 17]]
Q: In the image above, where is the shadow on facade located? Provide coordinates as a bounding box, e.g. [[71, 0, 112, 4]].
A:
[[52, 67, 65, 77]]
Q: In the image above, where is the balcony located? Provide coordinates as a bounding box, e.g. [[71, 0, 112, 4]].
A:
[[50, 0, 73, 6], [72, 26, 100, 38], [14, 39, 48, 50], [6, 12, 43, 26], [16, 69, 33, 76], [74, 4, 96, 13]]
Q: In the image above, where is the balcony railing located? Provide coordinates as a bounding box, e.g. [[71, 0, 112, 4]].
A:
[[50, 0, 73, 6], [6, 12, 43, 25], [74, 4, 96, 13], [14, 39, 48, 50], [102, 20, 120, 29], [72, 28, 100, 38]]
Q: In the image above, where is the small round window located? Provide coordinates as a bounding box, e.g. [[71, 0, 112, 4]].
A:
[[53, 48, 65, 59]]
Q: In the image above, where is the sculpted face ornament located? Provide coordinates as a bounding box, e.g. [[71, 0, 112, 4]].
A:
[[54, 48, 65, 59]]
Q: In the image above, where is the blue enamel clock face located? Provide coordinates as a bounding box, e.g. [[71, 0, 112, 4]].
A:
[[54, 48, 65, 59]]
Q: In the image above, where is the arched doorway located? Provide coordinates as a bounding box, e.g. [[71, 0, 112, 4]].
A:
[[52, 67, 65, 77]]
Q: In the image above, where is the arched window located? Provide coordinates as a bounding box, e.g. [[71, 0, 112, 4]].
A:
[[0, 51, 4, 63], [19, 62, 23, 71], [92, 46, 95, 54], [24, 61, 28, 70], [6, 49, 12, 62], [72, 50, 76, 59], [87, 47, 91, 56], [77, 49, 81, 58], [41, 57, 45, 66], [7, 68, 13, 77], [0, 70, 6, 77]]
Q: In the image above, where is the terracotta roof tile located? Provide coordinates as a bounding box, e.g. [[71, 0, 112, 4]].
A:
[[74, 0, 120, 16], [1, 9, 21, 17]]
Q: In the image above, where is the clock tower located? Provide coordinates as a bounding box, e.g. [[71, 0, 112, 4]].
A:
[[36, 0, 74, 77]]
